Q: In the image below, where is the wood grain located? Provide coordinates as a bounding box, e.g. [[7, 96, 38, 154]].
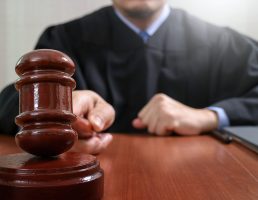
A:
[[1, 134, 258, 200]]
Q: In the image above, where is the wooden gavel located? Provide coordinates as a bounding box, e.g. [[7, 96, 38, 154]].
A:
[[15, 49, 78, 156], [0, 49, 103, 200]]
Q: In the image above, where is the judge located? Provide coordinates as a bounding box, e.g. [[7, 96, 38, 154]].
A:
[[1, 0, 258, 153]]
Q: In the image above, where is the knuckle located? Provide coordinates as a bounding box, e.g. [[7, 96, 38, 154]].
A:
[[173, 120, 180, 129], [159, 102, 168, 111], [87, 90, 95, 96], [153, 93, 167, 102], [164, 109, 173, 118]]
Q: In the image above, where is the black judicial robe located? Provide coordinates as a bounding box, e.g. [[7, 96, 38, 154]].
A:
[[1, 6, 258, 135]]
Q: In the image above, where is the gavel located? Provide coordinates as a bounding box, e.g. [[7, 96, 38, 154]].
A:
[[0, 49, 104, 200], [15, 49, 77, 157]]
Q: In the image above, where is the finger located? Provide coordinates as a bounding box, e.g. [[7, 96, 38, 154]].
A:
[[138, 104, 153, 126], [138, 95, 160, 117], [147, 108, 159, 134], [155, 121, 171, 136], [139, 104, 158, 134], [95, 133, 113, 152], [72, 116, 94, 138], [132, 118, 146, 129], [88, 100, 115, 132], [132, 118, 155, 135], [148, 119, 158, 135], [77, 133, 113, 155], [138, 102, 152, 119], [72, 91, 94, 117], [79, 135, 102, 155], [155, 118, 174, 136]]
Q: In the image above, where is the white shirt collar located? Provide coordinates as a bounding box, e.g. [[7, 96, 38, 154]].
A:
[[114, 4, 171, 36]]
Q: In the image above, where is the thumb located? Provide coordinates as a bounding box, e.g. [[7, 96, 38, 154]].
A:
[[88, 100, 115, 132]]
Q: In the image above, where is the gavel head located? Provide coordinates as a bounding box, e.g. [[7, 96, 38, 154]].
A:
[[15, 49, 78, 157]]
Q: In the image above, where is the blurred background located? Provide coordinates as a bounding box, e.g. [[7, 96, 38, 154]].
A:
[[0, 0, 258, 91]]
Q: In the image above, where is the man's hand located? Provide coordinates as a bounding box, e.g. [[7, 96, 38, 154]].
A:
[[72, 90, 115, 154], [132, 94, 218, 136]]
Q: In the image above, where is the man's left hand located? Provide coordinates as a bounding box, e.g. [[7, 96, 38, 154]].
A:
[[132, 94, 218, 136]]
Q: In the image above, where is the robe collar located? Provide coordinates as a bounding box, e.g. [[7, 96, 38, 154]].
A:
[[109, 6, 186, 52]]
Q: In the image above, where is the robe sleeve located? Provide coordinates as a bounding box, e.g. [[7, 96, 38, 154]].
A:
[[0, 84, 19, 135], [210, 28, 258, 125]]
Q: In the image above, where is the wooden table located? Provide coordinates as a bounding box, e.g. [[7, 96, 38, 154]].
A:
[[1, 134, 258, 200]]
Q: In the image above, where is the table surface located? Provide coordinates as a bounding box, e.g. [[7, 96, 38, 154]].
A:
[[0, 133, 258, 200]]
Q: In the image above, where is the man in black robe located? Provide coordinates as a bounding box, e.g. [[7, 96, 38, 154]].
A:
[[1, 0, 258, 152]]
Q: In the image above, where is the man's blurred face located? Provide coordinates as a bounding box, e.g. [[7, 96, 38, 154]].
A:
[[113, 0, 167, 19]]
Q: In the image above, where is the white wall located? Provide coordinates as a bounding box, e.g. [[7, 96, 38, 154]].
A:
[[1, 0, 258, 91]]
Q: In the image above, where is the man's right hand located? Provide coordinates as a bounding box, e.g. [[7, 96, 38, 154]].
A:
[[72, 90, 115, 154]]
